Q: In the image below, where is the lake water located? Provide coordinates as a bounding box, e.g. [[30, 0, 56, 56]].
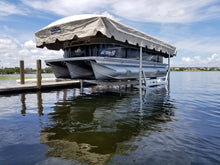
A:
[[0, 72, 219, 165]]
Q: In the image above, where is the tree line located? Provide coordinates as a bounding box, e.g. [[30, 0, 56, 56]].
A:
[[0, 67, 53, 74]]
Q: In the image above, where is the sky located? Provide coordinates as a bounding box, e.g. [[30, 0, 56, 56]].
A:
[[0, 0, 220, 68]]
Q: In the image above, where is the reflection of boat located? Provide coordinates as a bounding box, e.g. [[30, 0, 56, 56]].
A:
[[35, 14, 176, 80], [40, 87, 175, 164]]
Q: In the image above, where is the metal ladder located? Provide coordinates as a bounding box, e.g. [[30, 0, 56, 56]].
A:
[[142, 70, 147, 87], [139, 69, 147, 88]]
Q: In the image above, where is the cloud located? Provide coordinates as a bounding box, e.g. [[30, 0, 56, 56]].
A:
[[0, 37, 62, 68], [21, 0, 111, 16], [171, 36, 220, 67], [1, 1, 219, 69], [24, 40, 36, 49], [21, 0, 220, 23], [176, 53, 220, 67], [0, 1, 26, 16], [175, 37, 220, 54], [111, 0, 220, 23]]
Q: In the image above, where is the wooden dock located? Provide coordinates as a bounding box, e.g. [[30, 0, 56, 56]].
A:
[[0, 60, 87, 95], [0, 80, 81, 94]]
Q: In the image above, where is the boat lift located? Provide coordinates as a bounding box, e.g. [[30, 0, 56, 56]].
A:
[[138, 47, 170, 89], [80, 47, 170, 94]]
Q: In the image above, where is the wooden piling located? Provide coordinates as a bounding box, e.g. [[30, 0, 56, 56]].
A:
[[20, 60, 25, 84], [37, 59, 42, 89]]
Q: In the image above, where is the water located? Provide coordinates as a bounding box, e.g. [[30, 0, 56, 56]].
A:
[[0, 71, 219, 165]]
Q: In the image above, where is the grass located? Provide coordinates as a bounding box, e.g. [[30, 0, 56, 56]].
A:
[[0, 76, 18, 80], [0, 74, 54, 81], [0, 76, 40, 80]]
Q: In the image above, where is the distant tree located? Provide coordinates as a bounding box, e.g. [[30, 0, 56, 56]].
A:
[[0, 67, 40, 74], [14, 67, 20, 74], [42, 67, 53, 73], [4, 68, 16, 74], [24, 68, 36, 74]]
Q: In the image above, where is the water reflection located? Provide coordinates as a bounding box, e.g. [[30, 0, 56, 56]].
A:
[[20, 92, 44, 116], [20, 93, 26, 115], [38, 86, 175, 164], [37, 91, 43, 117]]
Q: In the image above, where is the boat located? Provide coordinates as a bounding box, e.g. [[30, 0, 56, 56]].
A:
[[35, 14, 176, 80]]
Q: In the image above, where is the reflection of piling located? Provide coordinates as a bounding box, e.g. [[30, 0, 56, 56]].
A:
[[63, 89, 67, 101], [37, 91, 43, 116], [37, 59, 42, 89], [73, 88, 76, 98], [20, 60, 25, 85], [80, 80, 83, 94], [20, 93, 26, 115]]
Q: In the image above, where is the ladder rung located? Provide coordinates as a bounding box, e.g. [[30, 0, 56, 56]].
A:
[[141, 70, 147, 85]]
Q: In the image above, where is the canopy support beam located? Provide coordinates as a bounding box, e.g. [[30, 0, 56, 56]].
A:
[[168, 54, 170, 89], [139, 47, 143, 93]]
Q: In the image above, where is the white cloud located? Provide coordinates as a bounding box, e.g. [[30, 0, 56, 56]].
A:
[[0, 38, 17, 51], [22, 0, 111, 16], [171, 36, 220, 67], [175, 37, 220, 54], [24, 40, 36, 49], [0, 1, 26, 16], [21, 0, 220, 23], [1, 1, 219, 69], [182, 57, 192, 63], [100, 11, 120, 21], [111, 0, 220, 23], [177, 53, 220, 67], [0, 37, 63, 68]]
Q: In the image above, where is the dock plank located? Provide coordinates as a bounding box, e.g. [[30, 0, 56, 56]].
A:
[[0, 80, 80, 94]]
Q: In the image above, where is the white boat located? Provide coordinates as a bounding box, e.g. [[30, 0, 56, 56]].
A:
[[35, 14, 176, 80]]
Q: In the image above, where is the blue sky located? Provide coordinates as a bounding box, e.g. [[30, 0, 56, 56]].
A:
[[0, 0, 220, 68]]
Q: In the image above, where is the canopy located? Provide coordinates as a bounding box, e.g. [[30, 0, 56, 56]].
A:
[[35, 14, 176, 56]]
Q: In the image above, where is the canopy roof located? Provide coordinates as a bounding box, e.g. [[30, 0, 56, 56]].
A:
[[35, 14, 177, 56]]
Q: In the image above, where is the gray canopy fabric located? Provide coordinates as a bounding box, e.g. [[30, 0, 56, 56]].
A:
[[35, 14, 176, 56]]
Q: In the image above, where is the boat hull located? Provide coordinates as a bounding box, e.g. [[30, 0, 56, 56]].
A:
[[66, 61, 95, 79], [46, 61, 71, 78], [46, 57, 168, 80]]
